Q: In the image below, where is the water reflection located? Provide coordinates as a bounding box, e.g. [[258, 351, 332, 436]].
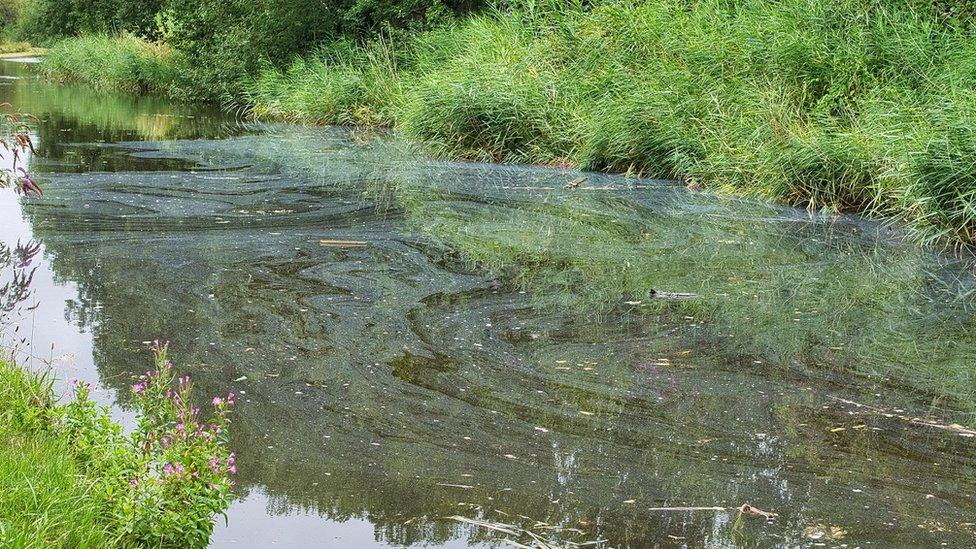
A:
[[3, 60, 976, 547]]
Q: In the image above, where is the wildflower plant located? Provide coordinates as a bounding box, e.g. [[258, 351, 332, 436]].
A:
[[62, 342, 235, 548], [0, 105, 41, 197]]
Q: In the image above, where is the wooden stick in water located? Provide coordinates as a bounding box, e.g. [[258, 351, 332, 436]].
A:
[[320, 239, 368, 248]]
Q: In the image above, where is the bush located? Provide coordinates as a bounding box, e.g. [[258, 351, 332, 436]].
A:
[[155, 0, 474, 100], [20, 0, 482, 99], [154, 0, 331, 100], [0, 0, 19, 38], [64, 342, 236, 547], [10, 0, 163, 43]]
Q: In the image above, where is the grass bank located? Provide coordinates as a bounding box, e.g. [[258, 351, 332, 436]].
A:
[[0, 40, 31, 54], [0, 359, 110, 547], [0, 345, 236, 548], [33, 1, 976, 248], [40, 34, 184, 95], [243, 0, 976, 247]]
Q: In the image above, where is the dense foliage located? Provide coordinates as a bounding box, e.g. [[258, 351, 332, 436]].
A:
[[9, 0, 162, 42], [12, 0, 480, 98]]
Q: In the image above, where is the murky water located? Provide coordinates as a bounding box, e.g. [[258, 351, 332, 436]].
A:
[[2, 60, 976, 548]]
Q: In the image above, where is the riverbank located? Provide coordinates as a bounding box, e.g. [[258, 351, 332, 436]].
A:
[[0, 347, 236, 548], [0, 358, 111, 547], [30, 1, 976, 249]]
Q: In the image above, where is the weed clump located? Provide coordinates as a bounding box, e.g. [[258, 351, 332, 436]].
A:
[[0, 343, 236, 548]]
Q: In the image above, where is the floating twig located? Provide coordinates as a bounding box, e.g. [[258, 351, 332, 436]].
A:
[[650, 289, 698, 300], [645, 506, 726, 512], [319, 239, 368, 248]]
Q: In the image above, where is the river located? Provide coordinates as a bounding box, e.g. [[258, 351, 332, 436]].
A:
[[1, 59, 975, 547]]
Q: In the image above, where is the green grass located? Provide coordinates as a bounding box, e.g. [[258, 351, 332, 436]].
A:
[[245, 38, 404, 126], [0, 40, 31, 54], [0, 359, 110, 548], [0, 351, 236, 548], [40, 34, 183, 95], [242, 0, 976, 247], [0, 428, 110, 548]]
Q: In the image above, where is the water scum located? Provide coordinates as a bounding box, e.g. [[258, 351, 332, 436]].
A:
[[4, 60, 976, 546]]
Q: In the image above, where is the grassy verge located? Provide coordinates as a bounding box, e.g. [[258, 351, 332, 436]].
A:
[[0, 359, 109, 547], [0, 429, 110, 547], [40, 34, 183, 95], [0, 40, 31, 54], [0, 345, 236, 548], [243, 0, 976, 247]]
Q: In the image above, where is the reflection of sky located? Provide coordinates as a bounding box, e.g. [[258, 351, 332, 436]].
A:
[[0, 149, 436, 549], [0, 132, 106, 404], [0, 67, 480, 548], [210, 489, 477, 549]]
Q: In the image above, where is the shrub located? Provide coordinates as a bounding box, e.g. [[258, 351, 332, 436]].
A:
[[14, 0, 482, 97], [155, 0, 339, 100], [10, 0, 163, 43], [62, 342, 236, 548]]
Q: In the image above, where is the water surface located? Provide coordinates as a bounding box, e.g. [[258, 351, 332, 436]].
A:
[[2, 60, 976, 548]]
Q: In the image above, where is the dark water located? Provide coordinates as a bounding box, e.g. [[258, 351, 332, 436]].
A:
[[2, 60, 976, 548]]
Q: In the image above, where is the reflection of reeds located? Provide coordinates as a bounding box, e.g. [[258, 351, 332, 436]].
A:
[[154, 126, 976, 418], [389, 168, 976, 418], [4, 63, 237, 142], [451, 514, 604, 548]]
